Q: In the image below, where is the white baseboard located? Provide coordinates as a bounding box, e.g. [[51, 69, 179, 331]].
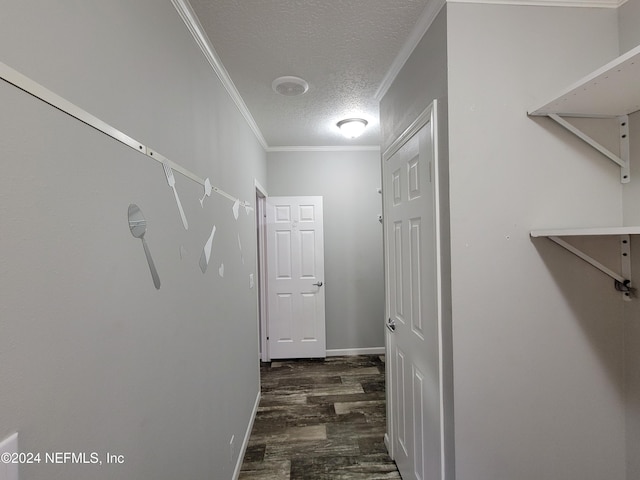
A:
[[325, 347, 385, 357], [233, 389, 261, 480]]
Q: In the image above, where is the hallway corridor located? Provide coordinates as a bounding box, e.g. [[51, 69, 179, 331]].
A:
[[238, 355, 400, 480]]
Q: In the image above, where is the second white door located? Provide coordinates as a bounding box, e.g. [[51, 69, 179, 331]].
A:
[[266, 196, 326, 359]]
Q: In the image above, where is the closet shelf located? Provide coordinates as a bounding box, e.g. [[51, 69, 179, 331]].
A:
[[528, 47, 640, 298], [528, 45, 640, 183], [531, 227, 638, 300], [528, 44, 640, 117], [531, 226, 640, 237]]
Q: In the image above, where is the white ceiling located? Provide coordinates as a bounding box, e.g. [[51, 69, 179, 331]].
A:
[[188, 0, 433, 149], [186, 0, 623, 149]]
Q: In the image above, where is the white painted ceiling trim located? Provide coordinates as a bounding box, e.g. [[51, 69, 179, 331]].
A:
[[447, 0, 625, 7], [171, 0, 268, 150], [374, 0, 446, 102], [267, 146, 381, 153]]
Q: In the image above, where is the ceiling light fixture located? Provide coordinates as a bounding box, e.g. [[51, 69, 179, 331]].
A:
[[337, 118, 368, 139], [272, 76, 309, 96]]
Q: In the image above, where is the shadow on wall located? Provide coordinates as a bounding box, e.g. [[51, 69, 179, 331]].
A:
[[530, 236, 625, 399]]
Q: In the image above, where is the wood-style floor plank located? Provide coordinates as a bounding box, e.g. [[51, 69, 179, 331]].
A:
[[239, 355, 399, 480]]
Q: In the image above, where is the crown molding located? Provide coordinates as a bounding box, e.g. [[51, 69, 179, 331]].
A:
[[375, 0, 446, 101], [266, 145, 381, 153], [171, 0, 268, 150]]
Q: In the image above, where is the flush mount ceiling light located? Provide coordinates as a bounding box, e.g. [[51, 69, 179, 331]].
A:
[[337, 118, 368, 139], [272, 76, 309, 96]]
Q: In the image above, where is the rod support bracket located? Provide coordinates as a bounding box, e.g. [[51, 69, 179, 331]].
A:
[[546, 234, 633, 300]]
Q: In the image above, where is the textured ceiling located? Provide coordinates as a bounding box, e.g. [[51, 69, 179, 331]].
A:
[[188, 0, 432, 148]]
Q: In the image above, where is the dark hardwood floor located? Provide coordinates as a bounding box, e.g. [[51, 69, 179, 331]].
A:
[[239, 355, 401, 480]]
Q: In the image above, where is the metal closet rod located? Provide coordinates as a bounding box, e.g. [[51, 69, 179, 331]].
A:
[[0, 60, 250, 208]]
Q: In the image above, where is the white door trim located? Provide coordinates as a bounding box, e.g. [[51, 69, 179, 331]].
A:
[[255, 180, 269, 362], [383, 102, 436, 161]]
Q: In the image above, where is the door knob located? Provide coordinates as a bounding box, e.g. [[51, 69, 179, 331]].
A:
[[386, 318, 396, 332], [313, 281, 323, 287]]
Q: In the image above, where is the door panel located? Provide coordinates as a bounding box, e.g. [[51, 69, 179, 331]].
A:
[[413, 366, 425, 477], [410, 218, 423, 336], [397, 347, 409, 457], [267, 196, 326, 359], [275, 231, 292, 278], [393, 221, 404, 321], [299, 230, 316, 277], [384, 102, 445, 480]]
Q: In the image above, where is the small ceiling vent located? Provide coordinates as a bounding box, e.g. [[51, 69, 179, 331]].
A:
[[272, 76, 309, 96]]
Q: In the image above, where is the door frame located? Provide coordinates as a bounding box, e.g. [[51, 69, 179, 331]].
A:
[[255, 180, 269, 362], [382, 100, 442, 465]]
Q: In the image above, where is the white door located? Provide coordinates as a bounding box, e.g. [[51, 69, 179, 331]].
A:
[[266, 196, 326, 359], [384, 102, 445, 480]]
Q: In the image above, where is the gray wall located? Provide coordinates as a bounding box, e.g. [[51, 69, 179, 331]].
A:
[[616, 7, 640, 476], [624, 236, 640, 480], [379, 7, 448, 153], [267, 149, 385, 351], [0, 1, 265, 479], [447, 4, 625, 480], [623, 108, 640, 480], [619, 0, 640, 53]]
